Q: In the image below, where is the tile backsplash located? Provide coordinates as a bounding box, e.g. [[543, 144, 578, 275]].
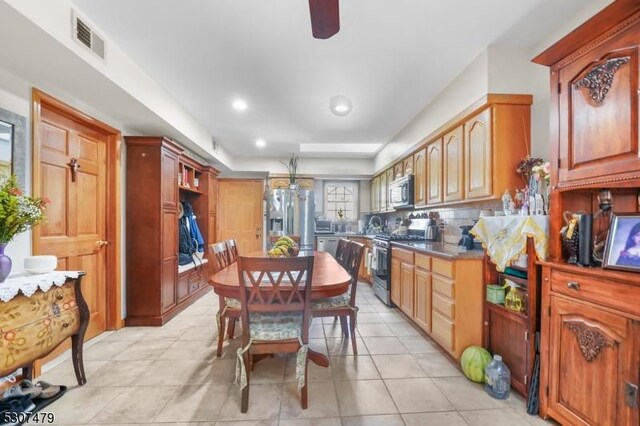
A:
[[363, 200, 503, 244]]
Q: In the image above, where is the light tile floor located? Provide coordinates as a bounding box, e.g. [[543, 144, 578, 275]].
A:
[[35, 283, 552, 425]]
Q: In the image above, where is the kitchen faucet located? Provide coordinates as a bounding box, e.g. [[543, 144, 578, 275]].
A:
[[367, 215, 382, 233]]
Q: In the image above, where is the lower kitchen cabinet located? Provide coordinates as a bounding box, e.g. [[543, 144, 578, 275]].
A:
[[391, 245, 483, 360]]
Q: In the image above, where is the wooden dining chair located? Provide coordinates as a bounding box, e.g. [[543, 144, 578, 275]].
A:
[[334, 238, 350, 267], [226, 238, 238, 263], [310, 240, 365, 354], [235, 255, 315, 413], [210, 242, 241, 357]]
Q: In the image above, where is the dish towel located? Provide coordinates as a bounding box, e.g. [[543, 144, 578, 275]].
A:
[[471, 216, 549, 272]]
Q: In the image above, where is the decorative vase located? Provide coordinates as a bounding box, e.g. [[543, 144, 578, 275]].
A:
[[289, 183, 299, 190], [0, 243, 12, 283]]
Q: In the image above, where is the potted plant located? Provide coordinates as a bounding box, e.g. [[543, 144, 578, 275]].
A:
[[280, 154, 299, 189], [0, 175, 49, 282]]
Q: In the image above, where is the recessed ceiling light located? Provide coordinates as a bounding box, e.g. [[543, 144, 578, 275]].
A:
[[256, 139, 266, 148], [330, 95, 352, 116], [232, 99, 248, 111]]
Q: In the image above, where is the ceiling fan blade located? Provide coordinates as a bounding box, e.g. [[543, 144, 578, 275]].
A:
[[309, 0, 340, 39]]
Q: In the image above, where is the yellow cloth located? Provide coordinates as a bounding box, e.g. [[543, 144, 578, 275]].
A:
[[471, 216, 549, 272]]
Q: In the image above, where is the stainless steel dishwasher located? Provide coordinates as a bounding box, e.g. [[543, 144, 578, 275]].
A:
[[316, 236, 341, 257]]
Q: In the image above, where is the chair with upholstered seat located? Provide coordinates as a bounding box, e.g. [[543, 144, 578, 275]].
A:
[[310, 240, 364, 354], [210, 242, 241, 357], [235, 255, 314, 413]]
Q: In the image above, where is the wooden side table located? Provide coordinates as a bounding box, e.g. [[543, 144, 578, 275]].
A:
[[0, 272, 88, 385]]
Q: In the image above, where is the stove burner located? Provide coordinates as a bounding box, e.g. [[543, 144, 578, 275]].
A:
[[374, 233, 426, 242]]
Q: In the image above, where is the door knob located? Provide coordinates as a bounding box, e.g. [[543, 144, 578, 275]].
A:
[[97, 240, 109, 247]]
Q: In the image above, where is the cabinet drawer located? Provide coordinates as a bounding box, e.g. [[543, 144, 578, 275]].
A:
[[432, 258, 454, 278], [392, 247, 414, 263], [432, 311, 455, 352], [415, 253, 431, 271], [432, 275, 455, 298], [550, 269, 640, 316], [432, 292, 455, 320]]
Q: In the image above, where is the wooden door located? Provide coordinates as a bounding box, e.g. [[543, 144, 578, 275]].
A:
[[390, 258, 401, 306], [400, 262, 414, 317], [385, 168, 394, 211], [413, 148, 426, 206], [548, 295, 637, 425], [379, 172, 387, 214], [36, 107, 107, 339], [403, 155, 414, 177], [426, 139, 443, 205], [558, 42, 640, 186], [444, 126, 464, 202], [217, 180, 264, 254], [465, 109, 492, 199], [393, 163, 403, 180], [161, 149, 179, 312], [414, 267, 431, 332]]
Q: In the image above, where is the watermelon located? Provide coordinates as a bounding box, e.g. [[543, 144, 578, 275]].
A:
[[460, 346, 492, 383]]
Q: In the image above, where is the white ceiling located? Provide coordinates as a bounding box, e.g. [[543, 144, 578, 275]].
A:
[[71, 0, 607, 159]]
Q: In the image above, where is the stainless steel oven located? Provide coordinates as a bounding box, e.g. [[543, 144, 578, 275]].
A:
[[371, 238, 391, 305]]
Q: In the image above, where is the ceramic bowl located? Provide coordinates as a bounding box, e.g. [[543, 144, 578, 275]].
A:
[[23, 255, 57, 273]]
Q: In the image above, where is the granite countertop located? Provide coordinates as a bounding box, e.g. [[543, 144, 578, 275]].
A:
[[391, 241, 484, 260], [314, 233, 376, 239]]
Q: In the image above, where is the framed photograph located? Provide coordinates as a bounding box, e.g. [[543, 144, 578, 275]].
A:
[[603, 213, 640, 272]]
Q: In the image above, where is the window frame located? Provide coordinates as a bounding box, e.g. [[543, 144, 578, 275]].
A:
[[323, 180, 359, 221]]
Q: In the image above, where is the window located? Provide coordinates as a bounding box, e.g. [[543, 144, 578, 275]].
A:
[[324, 181, 359, 220]]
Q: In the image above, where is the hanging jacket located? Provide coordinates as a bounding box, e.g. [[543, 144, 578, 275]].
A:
[[182, 201, 204, 252]]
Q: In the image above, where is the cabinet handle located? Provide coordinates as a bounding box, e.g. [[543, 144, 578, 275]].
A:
[[625, 381, 639, 409], [62, 322, 70, 328], [56, 293, 63, 300], [567, 281, 580, 290]]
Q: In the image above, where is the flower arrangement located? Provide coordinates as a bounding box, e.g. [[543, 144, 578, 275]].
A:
[[531, 161, 551, 183], [0, 175, 48, 243], [280, 154, 299, 184], [516, 157, 545, 185]]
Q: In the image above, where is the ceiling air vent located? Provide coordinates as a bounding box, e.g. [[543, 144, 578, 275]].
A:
[[71, 11, 106, 60]]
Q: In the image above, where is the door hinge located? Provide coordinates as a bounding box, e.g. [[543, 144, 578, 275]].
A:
[[557, 82, 561, 94], [546, 385, 549, 397], [524, 374, 528, 386], [525, 330, 529, 341], [548, 305, 551, 317], [557, 158, 561, 169]]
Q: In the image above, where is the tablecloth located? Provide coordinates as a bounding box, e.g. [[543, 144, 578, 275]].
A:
[[0, 271, 81, 302]]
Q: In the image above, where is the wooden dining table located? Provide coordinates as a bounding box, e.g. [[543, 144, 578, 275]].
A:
[[209, 250, 352, 367]]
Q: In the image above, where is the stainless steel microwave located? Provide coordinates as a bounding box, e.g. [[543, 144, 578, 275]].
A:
[[389, 175, 414, 209]]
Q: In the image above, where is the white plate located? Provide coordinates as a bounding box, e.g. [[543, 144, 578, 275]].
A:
[[24, 268, 56, 274]]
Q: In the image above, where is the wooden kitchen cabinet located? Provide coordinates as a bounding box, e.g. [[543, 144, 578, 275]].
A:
[[402, 155, 414, 177], [370, 175, 380, 212], [385, 168, 394, 211], [393, 162, 403, 180], [400, 261, 415, 318], [465, 109, 492, 199], [270, 177, 314, 190], [390, 257, 401, 306], [426, 138, 443, 205], [414, 263, 432, 333], [443, 125, 464, 202], [413, 148, 426, 206], [379, 171, 388, 214]]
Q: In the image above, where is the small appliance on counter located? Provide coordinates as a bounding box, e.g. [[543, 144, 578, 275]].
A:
[[314, 219, 333, 234], [425, 212, 439, 241], [458, 225, 476, 250]]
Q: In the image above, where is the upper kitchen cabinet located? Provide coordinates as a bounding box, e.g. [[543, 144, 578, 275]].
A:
[[370, 174, 380, 212], [385, 168, 394, 211], [465, 109, 492, 199], [402, 155, 414, 177], [426, 138, 443, 205], [393, 162, 403, 180], [379, 170, 388, 213], [270, 177, 314, 190], [443, 125, 464, 202], [414, 148, 427, 206]]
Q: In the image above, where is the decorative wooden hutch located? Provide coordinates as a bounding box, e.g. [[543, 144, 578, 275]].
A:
[[533, 1, 640, 424]]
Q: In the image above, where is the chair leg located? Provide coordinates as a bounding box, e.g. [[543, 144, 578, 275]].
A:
[[216, 312, 226, 358], [228, 317, 237, 339], [241, 351, 251, 413], [339, 315, 349, 338], [349, 312, 358, 355]]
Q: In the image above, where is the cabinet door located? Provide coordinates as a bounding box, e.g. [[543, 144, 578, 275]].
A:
[[400, 262, 415, 317], [414, 148, 427, 206], [161, 210, 178, 312], [403, 155, 414, 176], [161, 149, 179, 209], [177, 271, 190, 302], [379, 171, 387, 213], [393, 163, 403, 180], [465, 109, 492, 199], [558, 44, 640, 186], [414, 267, 431, 332], [385, 168, 394, 211], [443, 126, 464, 202], [486, 304, 528, 396], [270, 178, 290, 189], [370, 176, 380, 212], [391, 258, 401, 306], [548, 295, 639, 426], [426, 139, 443, 205], [298, 178, 314, 190]]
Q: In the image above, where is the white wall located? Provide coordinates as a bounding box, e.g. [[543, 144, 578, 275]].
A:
[[232, 156, 373, 178]]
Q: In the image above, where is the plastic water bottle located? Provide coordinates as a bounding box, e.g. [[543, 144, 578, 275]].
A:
[[484, 354, 510, 399]]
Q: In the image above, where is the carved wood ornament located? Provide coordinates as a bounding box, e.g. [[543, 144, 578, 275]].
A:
[[574, 57, 630, 103], [567, 321, 614, 362]]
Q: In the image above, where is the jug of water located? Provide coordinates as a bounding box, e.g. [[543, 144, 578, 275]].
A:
[[484, 354, 510, 399]]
